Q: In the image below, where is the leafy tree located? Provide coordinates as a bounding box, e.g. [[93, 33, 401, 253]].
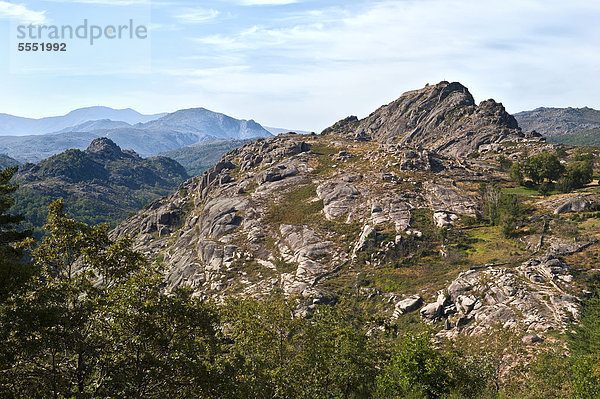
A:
[[557, 160, 594, 192], [96, 271, 227, 399], [0, 200, 225, 398], [222, 296, 377, 399], [538, 181, 551, 196], [0, 166, 33, 300], [523, 152, 564, 185], [479, 184, 522, 237], [509, 162, 524, 186], [376, 333, 450, 398], [567, 283, 600, 399]]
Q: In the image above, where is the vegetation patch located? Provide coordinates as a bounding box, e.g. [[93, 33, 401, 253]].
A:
[[265, 182, 324, 225]]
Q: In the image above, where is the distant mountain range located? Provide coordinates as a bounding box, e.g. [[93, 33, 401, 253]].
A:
[[515, 106, 600, 145], [0, 106, 166, 136], [0, 107, 273, 163], [264, 126, 313, 135], [52, 119, 133, 134]]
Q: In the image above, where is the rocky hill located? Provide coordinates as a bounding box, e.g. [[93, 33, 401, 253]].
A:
[[12, 137, 188, 232], [112, 82, 600, 346], [515, 106, 600, 145], [324, 81, 542, 156]]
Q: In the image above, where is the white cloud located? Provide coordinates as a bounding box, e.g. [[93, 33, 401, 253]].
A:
[[0, 1, 47, 24], [183, 0, 600, 128], [174, 8, 220, 24]]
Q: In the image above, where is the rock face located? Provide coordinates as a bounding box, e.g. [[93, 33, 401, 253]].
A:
[[113, 82, 589, 341], [323, 81, 542, 157], [420, 252, 580, 338], [554, 195, 593, 214]]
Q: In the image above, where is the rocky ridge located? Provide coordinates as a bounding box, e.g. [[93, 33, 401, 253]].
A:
[[323, 81, 543, 157], [515, 106, 600, 138], [114, 82, 599, 340]]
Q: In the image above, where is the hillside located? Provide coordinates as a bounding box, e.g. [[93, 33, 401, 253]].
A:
[[114, 81, 599, 347], [12, 137, 188, 233], [546, 127, 600, 146], [52, 119, 132, 134], [0, 107, 272, 163], [264, 126, 313, 135], [0, 153, 19, 169], [158, 139, 255, 176], [4, 82, 600, 397], [515, 107, 600, 144]]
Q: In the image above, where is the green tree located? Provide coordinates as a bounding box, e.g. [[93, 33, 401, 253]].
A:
[[479, 184, 522, 237], [568, 282, 600, 399], [0, 200, 225, 398], [96, 271, 227, 399], [509, 162, 524, 186], [523, 152, 564, 185], [222, 296, 377, 399], [498, 156, 513, 172], [0, 166, 33, 300], [558, 160, 594, 193], [376, 333, 450, 399]]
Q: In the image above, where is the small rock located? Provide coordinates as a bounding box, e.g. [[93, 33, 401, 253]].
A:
[[522, 333, 543, 344]]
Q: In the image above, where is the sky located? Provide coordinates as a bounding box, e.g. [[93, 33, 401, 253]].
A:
[[0, 0, 599, 132]]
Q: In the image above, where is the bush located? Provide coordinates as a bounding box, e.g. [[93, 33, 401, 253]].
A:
[[498, 156, 513, 172]]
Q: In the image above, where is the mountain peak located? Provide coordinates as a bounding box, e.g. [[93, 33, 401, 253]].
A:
[[323, 81, 537, 156], [86, 137, 125, 158]]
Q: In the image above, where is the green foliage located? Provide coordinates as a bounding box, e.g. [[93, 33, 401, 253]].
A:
[[519, 287, 600, 399], [509, 162, 524, 185], [498, 155, 513, 172], [479, 183, 523, 237], [376, 334, 451, 398], [222, 296, 377, 399], [376, 334, 496, 399], [557, 159, 594, 193], [516, 350, 573, 399], [538, 181, 551, 196], [0, 166, 33, 300], [510, 151, 593, 194], [522, 152, 564, 185], [0, 200, 226, 398], [548, 127, 600, 146], [11, 145, 188, 233]]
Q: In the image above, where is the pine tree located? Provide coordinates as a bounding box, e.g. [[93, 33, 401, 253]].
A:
[[0, 166, 32, 300]]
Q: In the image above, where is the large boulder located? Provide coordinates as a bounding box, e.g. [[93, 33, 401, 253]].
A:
[[554, 196, 593, 214]]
